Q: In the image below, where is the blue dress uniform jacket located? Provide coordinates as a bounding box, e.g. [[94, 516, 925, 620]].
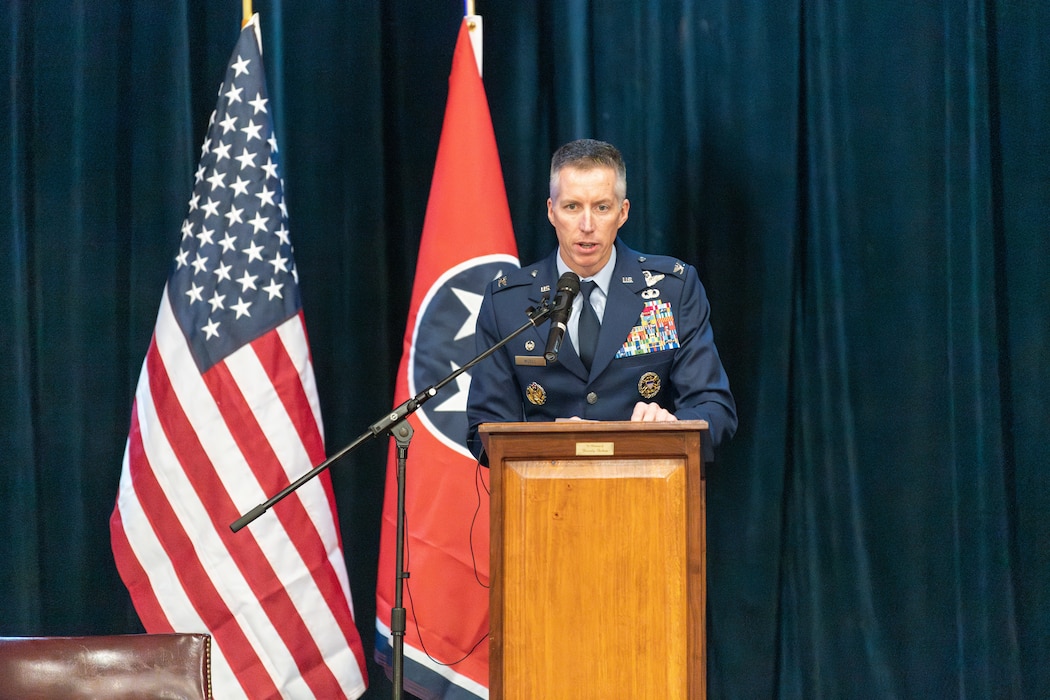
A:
[[466, 240, 737, 463]]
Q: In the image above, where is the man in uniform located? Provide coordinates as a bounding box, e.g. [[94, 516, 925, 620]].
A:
[[466, 139, 736, 463]]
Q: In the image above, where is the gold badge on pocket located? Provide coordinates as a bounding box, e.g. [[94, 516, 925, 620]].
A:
[[638, 372, 661, 399], [526, 382, 547, 405]]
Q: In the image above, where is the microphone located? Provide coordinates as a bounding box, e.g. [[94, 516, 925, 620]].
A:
[[544, 271, 581, 363]]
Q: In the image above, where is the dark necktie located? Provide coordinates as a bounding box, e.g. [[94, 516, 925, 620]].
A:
[[578, 280, 600, 370]]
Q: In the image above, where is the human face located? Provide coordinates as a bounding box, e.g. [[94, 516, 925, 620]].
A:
[[547, 165, 629, 278]]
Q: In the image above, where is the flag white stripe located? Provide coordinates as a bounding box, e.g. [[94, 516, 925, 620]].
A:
[[276, 316, 326, 443]]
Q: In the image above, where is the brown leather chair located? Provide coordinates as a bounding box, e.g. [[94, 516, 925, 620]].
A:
[[0, 633, 212, 699]]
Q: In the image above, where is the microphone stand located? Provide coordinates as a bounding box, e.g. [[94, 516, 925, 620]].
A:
[[231, 299, 552, 700]]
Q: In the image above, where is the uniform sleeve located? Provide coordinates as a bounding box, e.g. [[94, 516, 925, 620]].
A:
[[668, 264, 738, 451], [466, 284, 525, 463]]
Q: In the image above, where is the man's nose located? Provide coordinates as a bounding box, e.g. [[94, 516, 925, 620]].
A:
[[579, 210, 594, 231]]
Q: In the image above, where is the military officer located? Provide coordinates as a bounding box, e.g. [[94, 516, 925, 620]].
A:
[[466, 139, 736, 463]]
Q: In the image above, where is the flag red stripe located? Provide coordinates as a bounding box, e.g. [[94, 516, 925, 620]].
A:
[[125, 397, 281, 699], [144, 340, 343, 696], [109, 504, 175, 634]]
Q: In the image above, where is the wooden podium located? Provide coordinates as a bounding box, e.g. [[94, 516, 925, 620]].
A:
[[479, 420, 708, 700]]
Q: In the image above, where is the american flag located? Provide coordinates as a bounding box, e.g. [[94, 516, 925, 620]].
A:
[[110, 16, 367, 699]]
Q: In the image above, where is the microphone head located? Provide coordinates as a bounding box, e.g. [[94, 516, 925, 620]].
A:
[[556, 271, 581, 295], [544, 272, 580, 363]]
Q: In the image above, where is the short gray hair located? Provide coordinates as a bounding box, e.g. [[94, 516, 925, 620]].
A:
[[549, 139, 627, 201]]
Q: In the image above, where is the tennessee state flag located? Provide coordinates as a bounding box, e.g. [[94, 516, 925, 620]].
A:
[[374, 17, 518, 699]]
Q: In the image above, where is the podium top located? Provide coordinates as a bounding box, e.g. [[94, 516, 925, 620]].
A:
[[478, 419, 708, 436], [477, 420, 710, 466]]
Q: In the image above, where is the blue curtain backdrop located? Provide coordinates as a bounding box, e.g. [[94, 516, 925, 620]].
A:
[[2, 1, 1047, 698]]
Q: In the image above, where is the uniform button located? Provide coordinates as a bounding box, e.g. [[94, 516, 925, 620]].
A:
[[586, 392, 598, 405]]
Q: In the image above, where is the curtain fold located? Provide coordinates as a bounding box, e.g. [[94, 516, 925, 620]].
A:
[[2, 1, 1047, 698], [1, 1, 43, 633], [942, 2, 1021, 696], [993, 4, 1050, 698]]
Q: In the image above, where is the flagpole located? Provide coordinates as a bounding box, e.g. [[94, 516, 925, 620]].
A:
[[242, 0, 252, 27], [465, 7, 483, 77]]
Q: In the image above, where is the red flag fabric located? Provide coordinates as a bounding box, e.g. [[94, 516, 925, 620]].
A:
[[375, 18, 518, 699], [110, 16, 367, 699]]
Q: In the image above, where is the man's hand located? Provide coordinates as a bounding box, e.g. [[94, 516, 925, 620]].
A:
[[630, 401, 678, 422]]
